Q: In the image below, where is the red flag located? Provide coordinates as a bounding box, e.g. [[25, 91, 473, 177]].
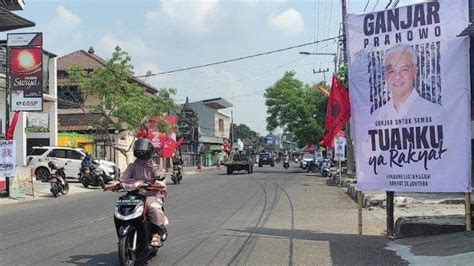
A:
[[176, 138, 184, 148], [7, 111, 20, 140], [161, 137, 176, 158], [321, 75, 351, 148]]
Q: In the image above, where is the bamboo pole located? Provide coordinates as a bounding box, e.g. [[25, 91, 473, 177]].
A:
[[466, 192, 471, 231], [358, 191, 363, 235]]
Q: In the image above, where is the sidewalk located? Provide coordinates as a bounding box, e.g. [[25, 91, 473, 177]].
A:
[[328, 172, 470, 238], [0, 179, 100, 206], [181, 165, 221, 176], [387, 231, 474, 264]]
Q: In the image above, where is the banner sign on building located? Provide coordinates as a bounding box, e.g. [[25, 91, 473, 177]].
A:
[[0, 140, 16, 178], [347, 0, 471, 192], [7, 32, 43, 111]]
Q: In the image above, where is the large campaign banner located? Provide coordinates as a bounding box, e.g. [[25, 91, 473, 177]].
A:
[[347, 0, 471, 192]]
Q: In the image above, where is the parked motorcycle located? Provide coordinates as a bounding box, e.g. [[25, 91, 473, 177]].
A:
[[110, 178, 168, 265], [283, 158, 289, 169], [306, 159, 318, 173], [48, 161, 69, 197], [320, 159, 332, 177], [171, 165, 183, 184], [79, 158, 106, 189]]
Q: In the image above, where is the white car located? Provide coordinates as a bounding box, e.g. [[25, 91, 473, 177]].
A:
[[27, 146, 119, 181], [301, 153, 315, 169]]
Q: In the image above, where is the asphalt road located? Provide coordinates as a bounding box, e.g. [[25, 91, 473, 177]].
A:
[[0, 164, 406, 265]]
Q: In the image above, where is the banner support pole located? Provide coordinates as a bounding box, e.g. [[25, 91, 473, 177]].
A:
[[357, 191, 363, 235], [387, 191, 395, 237], [465, 192, 471, 231]]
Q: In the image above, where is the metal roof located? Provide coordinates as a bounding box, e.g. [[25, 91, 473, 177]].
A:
[[0, 7, 34, 32], [458, 23, 474, 37], [202, 97, 233, 109], [0, 0, 25, 11]]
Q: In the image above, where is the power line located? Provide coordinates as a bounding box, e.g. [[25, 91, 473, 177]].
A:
[[134, 36, 341, 78]]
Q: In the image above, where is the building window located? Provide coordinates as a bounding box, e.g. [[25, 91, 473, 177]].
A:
[[218, 119, 224, 132]]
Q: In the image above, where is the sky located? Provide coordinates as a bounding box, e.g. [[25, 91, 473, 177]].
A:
[[2, 0, 423, 135]]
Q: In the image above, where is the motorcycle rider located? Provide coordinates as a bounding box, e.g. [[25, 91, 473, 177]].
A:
[[107, 138, 168, 247], [82, 151, 95, 168]]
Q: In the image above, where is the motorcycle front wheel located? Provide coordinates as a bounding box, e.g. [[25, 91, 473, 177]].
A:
[[50, 183, 60, 197], [62, 181, 69, 195], [118, 232, 136, 266]]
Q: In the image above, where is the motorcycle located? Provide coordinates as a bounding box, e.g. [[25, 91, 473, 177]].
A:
[[306, 159, 318, 173], [283, 158, 289, 169], [320, 159, 332, 177], [79, 158, 106, 189], [110, 178, 168, 265], [48, 161, 69, 197], [171, 165, 183, 184]]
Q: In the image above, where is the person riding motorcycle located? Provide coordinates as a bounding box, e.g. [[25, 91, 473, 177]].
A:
[[107, 138, 168, 247]]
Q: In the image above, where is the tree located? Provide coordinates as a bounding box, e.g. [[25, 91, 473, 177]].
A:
[[232, 123, 259, 145], [264, 71, 328, 147], [66, 46, 177, 162]]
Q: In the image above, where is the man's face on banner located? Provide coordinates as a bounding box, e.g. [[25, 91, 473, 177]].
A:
[[384, 52, 418, 99]]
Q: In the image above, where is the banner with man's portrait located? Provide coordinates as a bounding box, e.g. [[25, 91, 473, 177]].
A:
[[347, 0, 471, 192]]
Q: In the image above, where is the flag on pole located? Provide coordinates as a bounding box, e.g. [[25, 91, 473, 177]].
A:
[[7, 111, 20, 140], [321, 75, 350, 148]]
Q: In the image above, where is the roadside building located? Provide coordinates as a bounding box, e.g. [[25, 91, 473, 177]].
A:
[[56, 47, 159, 170], [181, 97, 232, 166]]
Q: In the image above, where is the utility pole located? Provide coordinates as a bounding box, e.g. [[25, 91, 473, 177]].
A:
[[341, 0, 361, 235], [340, 0, 355, 177]]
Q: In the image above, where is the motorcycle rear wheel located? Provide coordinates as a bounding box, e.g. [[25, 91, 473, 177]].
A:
[[118, 232, 136, 266]]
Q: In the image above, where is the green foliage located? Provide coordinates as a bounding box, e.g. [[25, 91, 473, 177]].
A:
[[264, 71, 328, 147], [66, 46, 177, 133], [232, 123, 259, 144], [338, 64, 348, 85]]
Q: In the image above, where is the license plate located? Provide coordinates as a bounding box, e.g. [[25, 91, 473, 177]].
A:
[[116, 199, 141, 206]]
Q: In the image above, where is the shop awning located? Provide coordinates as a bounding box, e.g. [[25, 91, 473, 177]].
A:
[[0, 7, 35, 32]]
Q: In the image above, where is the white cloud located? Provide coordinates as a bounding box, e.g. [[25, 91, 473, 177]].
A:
[[43, 5, 83, 54], [47, 5, 81, 33], [267, 8, 304, 36], [145, 0, 220, 36], [97, 35, 159, 59]]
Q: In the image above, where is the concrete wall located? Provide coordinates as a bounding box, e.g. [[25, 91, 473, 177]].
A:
[[189, 101, 215, 137]]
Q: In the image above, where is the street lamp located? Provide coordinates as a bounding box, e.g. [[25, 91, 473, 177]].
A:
[[299, 51, 337, 74]]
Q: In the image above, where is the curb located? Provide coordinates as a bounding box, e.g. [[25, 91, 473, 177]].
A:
[[394, 215, 466, 238]]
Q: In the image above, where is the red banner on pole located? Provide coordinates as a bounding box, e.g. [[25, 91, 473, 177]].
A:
[[321, 75, 351, 148]]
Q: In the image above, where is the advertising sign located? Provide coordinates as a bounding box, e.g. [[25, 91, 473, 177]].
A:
[[11, 90, 42, 111], [7, 32, 43, 112], [0, 140, 16, 178], [27, 113, 49, 132], [7, 32, 42, 47], [347, 0, 471, 192], [334, 136, 346, 162], [10, 47, 43, 97], [9, 167, 31, 198]]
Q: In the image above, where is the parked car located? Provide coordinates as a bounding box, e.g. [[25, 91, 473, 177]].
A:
[[27, 146, 120, 181], [258, 152, 274, 167], [301, 153, 315, 169]]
